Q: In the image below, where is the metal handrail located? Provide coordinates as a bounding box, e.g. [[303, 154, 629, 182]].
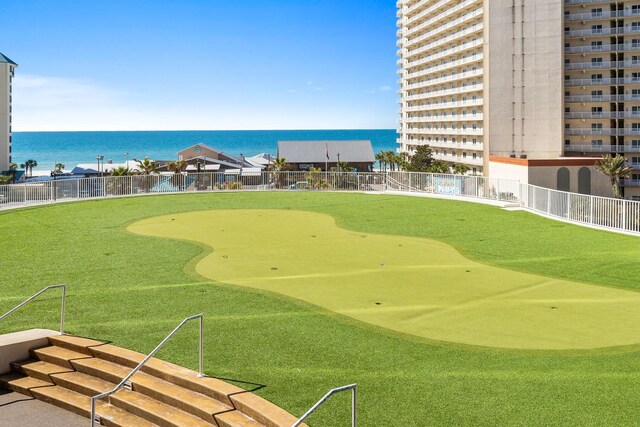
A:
[[0, 284, 67, 334], [90, 313, 205, 426], [292, 384, 357, 427]]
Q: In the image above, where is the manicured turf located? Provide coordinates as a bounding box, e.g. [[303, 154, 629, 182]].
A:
[[2, 192, 640, 425], [130, 209, 640, 350]]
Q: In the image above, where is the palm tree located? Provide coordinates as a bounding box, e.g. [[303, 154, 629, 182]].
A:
[[51, 163, 65, 176], [167, 160, 187, 174], [110, 166, 132, 176], [271, 157, 290, 188], [375, 152, 387, 172], [136, 157, 158, 175], [453, 164, 470, 175], [595, 154, 632, 199], [269, 157, 288, 172], [8, 162, 17, 183], [20, 159, 38, 178], [428, 161, 451, 174]]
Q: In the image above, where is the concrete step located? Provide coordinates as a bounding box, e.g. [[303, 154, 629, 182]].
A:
[[50, 370, 113, 396], [32, 345, 92, 369], [230, 393, 303, 427], [12, 359, 74, 382], [70, 355, 235, 424], [89, 344, 302, 427], [216, 410, 266, 427], [0, 372, 52, 396], [28, 384, 158, 427], [109, 388, 214, 427], [90, 344, 243, 405], [48, 334, 106, 355]]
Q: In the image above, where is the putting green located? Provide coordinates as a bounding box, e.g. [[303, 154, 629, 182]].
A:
[[129, 209, 640, 350]]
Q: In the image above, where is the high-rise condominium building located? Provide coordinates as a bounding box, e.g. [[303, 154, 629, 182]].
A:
[[0, 52, 17, 173], [397, 0, 640, 198]]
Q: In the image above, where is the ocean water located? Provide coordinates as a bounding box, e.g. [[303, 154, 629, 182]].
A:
[[12, 130, 398, 171]]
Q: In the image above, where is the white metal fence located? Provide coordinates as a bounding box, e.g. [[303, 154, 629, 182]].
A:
[[0, 171, 638, 235]]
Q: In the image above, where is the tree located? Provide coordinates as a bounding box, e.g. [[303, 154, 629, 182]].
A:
[[8, 162, 17, 183], [406, 145, 434, 172], [595, 154, 632, 199], [20, 159, 38, 178], [331, 161, 354, 173], [428, 161, 451, 174], [110, 166, 132, 176], [135, 157, 158, 175], [0, 175, 11, 185], [375, 152, 387, 172], [453, 164, 470, 175], [269, 157, 288, 172], [51, 163, 65, 176], [168, 160, 187, 174]]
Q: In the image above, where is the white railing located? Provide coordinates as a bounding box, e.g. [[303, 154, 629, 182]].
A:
[[2, 171, 640, 236]]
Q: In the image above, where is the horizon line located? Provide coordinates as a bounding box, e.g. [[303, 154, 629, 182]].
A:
[[13, 128, 398, 133]]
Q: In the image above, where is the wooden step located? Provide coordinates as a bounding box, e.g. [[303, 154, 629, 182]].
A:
[[70, 355, 233, 424], [90, 344, 243, 405], [32, 345, 92, 369], [0, 372, 52, 396], [48, 334, 106, 355], [216, 410, 266, 427], [109, 388, 214, 427], [29, 385, 157, 427], [12, 359, 74, 382]]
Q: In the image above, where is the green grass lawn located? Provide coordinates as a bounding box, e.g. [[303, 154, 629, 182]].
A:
[[130, 208, 640, 350], [2, 192, 640, 425]]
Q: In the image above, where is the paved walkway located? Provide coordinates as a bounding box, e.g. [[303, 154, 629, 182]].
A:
[[0, 389, 85, 427]]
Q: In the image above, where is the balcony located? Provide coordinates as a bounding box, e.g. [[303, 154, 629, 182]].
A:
[[565, 77, 640, 86], [433, 152, 483, 166], [565, 10, 640, 22], [405, 69, 483, 90], [621, 179, 640, 187], [408, 127, 483, 136], [405, 98, 483, 112], [405, 0, 480, 38], [406, 53, 483, 79], [565, 0, 618, 4], [405, 9, 483, 50], [565, 26, 640, 38], [565, 94, 640, 102], [406, 113, 484, 123], [565, 44, 640, 54], [565, 112, 640, 119], [565, 128, 640, 136], [564, 60, 640, 70], [564, 144, 640, 153], [405, 39, 483, 71], [404, 23, 483, 61], [405, 83, 483, 102]]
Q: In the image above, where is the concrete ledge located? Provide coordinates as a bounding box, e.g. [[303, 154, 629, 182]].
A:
[[0, 329, 60, 374]]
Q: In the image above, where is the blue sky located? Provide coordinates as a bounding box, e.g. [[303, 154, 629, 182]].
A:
[[2, 0, 398, 131]]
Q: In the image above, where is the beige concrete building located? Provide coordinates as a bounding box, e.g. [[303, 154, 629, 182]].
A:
[[0, 53, 16, 173], [397, 0, 640, 198]]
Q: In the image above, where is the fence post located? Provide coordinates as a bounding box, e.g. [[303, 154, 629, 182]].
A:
[[547, 189, 551, 214], [567, 192, 571, 220], [623, 199, 627, 231], [590, 196, 594, 225], [24, 183, 27, 206]]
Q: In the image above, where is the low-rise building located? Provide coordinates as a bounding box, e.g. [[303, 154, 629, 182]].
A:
[[277, 140, 375, 172]]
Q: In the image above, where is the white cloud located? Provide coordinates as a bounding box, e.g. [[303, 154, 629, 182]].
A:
[[11, 74, 397, 131], [378, 86, 392, 92]]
